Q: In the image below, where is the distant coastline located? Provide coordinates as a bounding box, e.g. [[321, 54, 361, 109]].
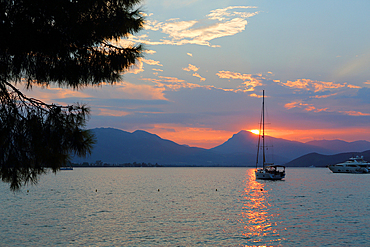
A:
[[70, 162, 326, 168], [72, 128, 370, 168], [72, 161, 163, 168]]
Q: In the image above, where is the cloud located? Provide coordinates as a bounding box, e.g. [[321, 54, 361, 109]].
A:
[[141, 76, 205, 91], [347, 84, 361, 89], [284, 101, 328, 112], [281, 79, 346, 92], [158, 76, 186, 83], [145, 49, 156, 54], [341, 111, 370, 116], [97, 108, 131, 117], [192, 73, 206, 82], [140, 74, 237, 93], [17, 82, 91, 105], [310, 93, 337, 99], [127, 59, 144, 74], [182, 64, 199, 72], [249, 93, 263, 98], [126, 57, 163, 74], [207, 6, 258, 21], [140, 76, 188, 90], [216, 70, 265, 91], [111, 82, 167, 100], [142, 58, 163, 66], [182, 64, 206, 81], [130, 6, 258, 47]]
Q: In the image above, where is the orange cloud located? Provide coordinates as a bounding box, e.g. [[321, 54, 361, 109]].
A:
[[341, 111, 370, 116], [126, 57, 163, 75], [216, 70, 264, 91], [282, 79, 346, 92], [96, 108, 130, 117], [249, 93, 263, 98], [155, 81, 203, 91], [142, 75, 203, 91], [347, 84, 361, 89], [145, 49, 156, 54], [142, 58, 163, 66], [192, 73, 206, 82], [158, 76, 186, 83], [141, 74, 238, 93], [310, 93, 337, 99], [127, 59, 144, 74], [284, 101, 328, 112], [16, 83, 91, 105], [112, 81, 167, 100], [183, 64, 199, 72]]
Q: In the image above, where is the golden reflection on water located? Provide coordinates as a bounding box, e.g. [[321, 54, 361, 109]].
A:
[[240, 169, 282, 246]]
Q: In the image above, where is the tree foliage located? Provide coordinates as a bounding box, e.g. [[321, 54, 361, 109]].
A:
[[0, 0, 144, 190]]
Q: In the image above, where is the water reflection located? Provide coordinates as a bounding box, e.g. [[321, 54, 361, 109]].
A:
[[240, 169, 283, 246]]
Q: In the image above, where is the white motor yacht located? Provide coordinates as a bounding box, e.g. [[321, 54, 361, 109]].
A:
[[328, 156, 370, 173]]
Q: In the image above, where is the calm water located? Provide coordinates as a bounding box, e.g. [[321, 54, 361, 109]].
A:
[[1, 168, 370, 246]]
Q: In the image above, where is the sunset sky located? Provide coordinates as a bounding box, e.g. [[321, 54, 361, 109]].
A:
[[25, 0, 370, 148]]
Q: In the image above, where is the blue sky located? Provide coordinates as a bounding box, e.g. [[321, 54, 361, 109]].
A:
[[27, 0, 370, 148]]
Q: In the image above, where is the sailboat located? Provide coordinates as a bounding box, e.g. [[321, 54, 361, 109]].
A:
[[255, 90, 286, 180]]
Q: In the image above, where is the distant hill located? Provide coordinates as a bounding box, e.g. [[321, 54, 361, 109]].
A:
[[72, 128, 370, 167], [211, 130, 333, 160], [284, 150, 370, 167], [305, 140, 370, 153], [73, 128, 256, 166]]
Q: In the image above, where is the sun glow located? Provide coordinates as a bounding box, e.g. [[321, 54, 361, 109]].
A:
[[250, 129, 260, 135]]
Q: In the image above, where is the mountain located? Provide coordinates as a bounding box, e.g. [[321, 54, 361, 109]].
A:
[[211, 130, 333, 160], [72, 128, 370, 167], [305, 140, 370, 153], [73, 128, 255, 166], [284, 150, 370, 167]]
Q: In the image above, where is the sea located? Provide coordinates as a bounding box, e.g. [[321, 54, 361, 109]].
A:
[[1, 167, 370, 246]]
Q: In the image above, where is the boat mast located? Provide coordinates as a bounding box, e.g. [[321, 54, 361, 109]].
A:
[[262, 90, 265, 168]]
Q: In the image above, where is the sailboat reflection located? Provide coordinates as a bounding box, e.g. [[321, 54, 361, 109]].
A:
[[240, 169, 283, 245]]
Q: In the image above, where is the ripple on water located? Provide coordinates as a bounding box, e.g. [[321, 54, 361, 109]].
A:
[[1, 167, 370, 246]]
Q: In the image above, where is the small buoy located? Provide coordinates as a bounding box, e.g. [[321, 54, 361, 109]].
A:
[[216, 189, 217, 191], [158, 189, 160, 191], [95, 189, 97, 192], [27, 190, 29, 193]]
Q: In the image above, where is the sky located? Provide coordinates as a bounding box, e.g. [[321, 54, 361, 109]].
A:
[[24, 0, 370, 148]]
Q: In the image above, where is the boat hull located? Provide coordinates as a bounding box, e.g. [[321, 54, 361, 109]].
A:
[[328, 165, 368, 174], [255, 169, 285, 180], [328, 156, 370, 174]]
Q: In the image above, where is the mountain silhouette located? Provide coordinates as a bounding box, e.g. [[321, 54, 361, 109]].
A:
[[73, 128, 256, 166], [305, 139, 370, 153], [72, 128, 370, 167], [284, 150, 370, 167], [211, 130, 333, 160]]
